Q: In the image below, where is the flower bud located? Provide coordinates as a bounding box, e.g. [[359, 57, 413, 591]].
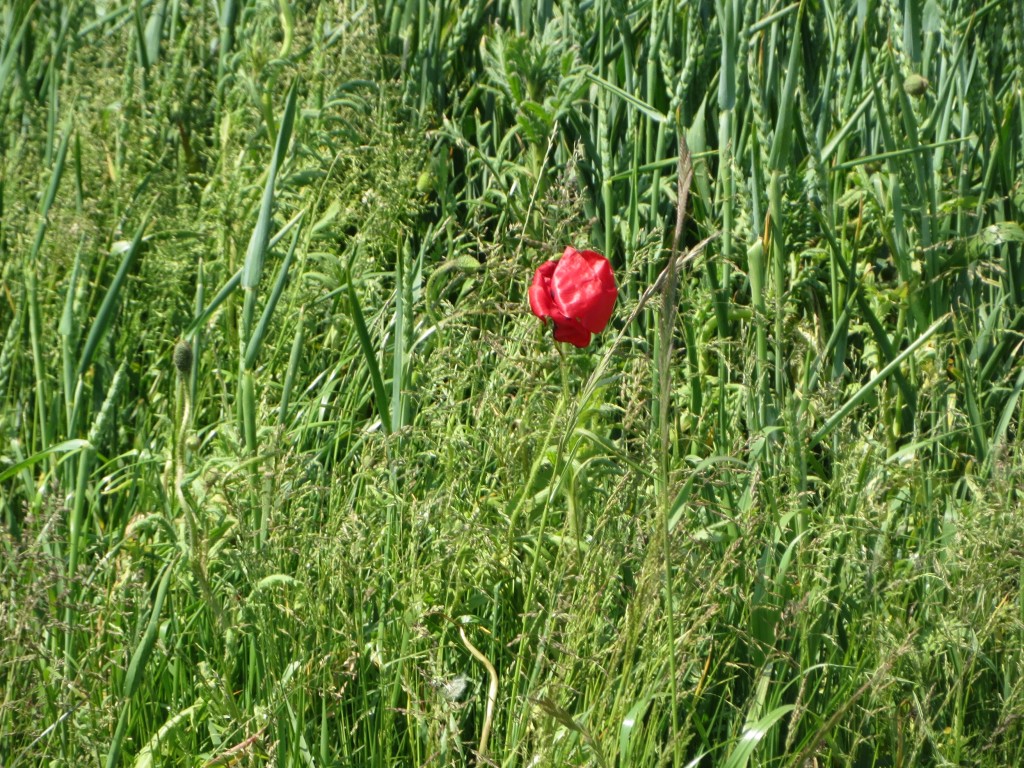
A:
[[173, 340, 193, 377], [903, 74, 929, 97]]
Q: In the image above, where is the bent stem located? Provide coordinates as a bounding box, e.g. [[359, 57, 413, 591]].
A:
[[460, 624, 498, 761]]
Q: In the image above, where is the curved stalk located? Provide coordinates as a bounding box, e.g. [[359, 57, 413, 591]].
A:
[[460, 625, 498, 760]]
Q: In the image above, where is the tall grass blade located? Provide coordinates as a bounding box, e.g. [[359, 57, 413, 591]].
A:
[[185, 268, 241, 337], [123, 559, 175, 699], [244, 214, 303, 370], [721, 704, 796, 768], [347, 253, 391, 435], [77, 214, 150, 377], [0, 439, 90, 484], [810, 316, 947, 447], [391, 240, 407, 433], [241, 82, 298, 350]]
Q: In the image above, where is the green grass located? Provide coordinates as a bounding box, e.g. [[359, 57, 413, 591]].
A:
[[2, 0, 1024, 766]]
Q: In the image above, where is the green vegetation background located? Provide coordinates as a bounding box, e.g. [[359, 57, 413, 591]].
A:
[[2, 0, 1024, 766]]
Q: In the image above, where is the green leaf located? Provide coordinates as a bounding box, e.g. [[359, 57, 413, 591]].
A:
[[619, 696, 653, 764], [0, 439, 91, 484], [721, 705, 796, 768], [78, 214, 150, 376], [244, 212, 303, 370], [585, 71, 667, 124], [241, 83, 298, 290], [810, 316, 946, 447], [347, 254, 391, 434], [124, 561, 175, 699], [978, 222, 1024, 246]]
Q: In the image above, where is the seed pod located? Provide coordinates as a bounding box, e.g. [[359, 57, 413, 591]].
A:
[[416, 169, 435, 194], [903, 74, 929, 97], [173, 339, 193, 377]]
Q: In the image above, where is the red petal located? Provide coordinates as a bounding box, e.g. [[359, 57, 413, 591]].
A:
[[552, 318, 592, 347], [528, 260, 559, 320], [551, 247, 617, 333]]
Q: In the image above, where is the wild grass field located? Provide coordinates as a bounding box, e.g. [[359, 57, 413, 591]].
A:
[[2, 0, 1024, 766]]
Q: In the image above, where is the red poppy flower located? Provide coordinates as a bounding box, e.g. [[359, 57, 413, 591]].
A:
[[529, 246, 617, 348]]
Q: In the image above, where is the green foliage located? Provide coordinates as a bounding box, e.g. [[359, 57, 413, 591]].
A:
[[2, 1, 1023, 767]]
